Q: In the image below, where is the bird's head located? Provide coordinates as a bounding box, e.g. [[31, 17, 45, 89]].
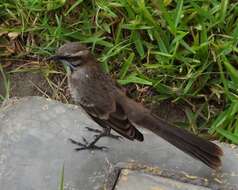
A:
[[47, 42, 91, 72]]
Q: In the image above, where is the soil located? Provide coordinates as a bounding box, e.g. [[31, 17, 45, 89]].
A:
[[0, 72, 50, 98]]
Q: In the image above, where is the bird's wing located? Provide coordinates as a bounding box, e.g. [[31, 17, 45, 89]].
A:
[[75, 77, 143, 141], [83, 102, 144, 141]]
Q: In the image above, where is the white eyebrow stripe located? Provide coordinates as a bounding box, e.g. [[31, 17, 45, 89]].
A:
[[72, 50, 89, 56]]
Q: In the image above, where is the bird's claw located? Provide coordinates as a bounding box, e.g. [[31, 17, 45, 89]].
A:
[[85, 127, 102, 133], [69, 138, 108, 151], [75, 145, 108, 151]]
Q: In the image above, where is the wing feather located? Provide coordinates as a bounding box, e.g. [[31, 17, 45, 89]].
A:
[[70, 71, 143, 141]]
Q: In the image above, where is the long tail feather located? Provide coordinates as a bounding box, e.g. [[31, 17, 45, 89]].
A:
[[140, 115, 223, 169]]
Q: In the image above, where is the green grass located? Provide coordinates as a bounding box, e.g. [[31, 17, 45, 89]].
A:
[[59, 165, 64, 190], [0, 64, 10, 102], [0, 0, 238, 143]]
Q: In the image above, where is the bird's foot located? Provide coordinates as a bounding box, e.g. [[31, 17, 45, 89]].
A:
[[85, 127, 122, 140], [69, 138, 108, 151]]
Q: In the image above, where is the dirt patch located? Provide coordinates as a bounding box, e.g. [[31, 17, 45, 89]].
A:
[[0, 72, 50, 98], [151, 101, 186, 124]]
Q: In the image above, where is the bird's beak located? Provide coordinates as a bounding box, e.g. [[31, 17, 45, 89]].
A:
[[45, 55, 65, 61], [45, 55, 76, 71]]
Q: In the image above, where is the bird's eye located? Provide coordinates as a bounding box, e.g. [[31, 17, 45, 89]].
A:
[[71, 60, 82, 67]]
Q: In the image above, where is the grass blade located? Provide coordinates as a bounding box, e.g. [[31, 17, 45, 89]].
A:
[[119, 52, 135, 79], [223, 56, 238, 89], [65, 0, 84, 16], [174, 0, 183, 29], [118, 73, 152, 85], [216, 128, 238, 144], [59, 165, 64, 190]]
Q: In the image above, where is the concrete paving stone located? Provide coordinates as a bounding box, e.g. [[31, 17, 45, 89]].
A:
[[115, 169, 211, 190], [0, 97, 237, 190]]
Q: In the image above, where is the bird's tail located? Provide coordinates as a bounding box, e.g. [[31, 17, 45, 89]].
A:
[[145, 116, 223, 169]]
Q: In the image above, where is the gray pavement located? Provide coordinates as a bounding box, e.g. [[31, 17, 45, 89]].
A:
[[0, 97, 237, 190]]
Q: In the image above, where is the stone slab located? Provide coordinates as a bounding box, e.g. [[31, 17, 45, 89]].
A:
[[0, 97, 237, 190]]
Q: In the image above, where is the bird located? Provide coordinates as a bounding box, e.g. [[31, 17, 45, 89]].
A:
[[47, 42, 223, 169]]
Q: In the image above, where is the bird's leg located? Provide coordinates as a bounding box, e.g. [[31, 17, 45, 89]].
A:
[[69, 126, 123, 151], [85, 127, 122, 140], [69, 127, 120, 151]]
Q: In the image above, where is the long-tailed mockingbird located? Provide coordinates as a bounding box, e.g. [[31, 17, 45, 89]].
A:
[[48, 42, 223, 169]]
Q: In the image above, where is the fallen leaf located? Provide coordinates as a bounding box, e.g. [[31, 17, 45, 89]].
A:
[[8, 32, 20, 40]]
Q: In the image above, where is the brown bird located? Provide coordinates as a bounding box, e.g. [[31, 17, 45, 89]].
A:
[[48, 42, 223, 169]]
